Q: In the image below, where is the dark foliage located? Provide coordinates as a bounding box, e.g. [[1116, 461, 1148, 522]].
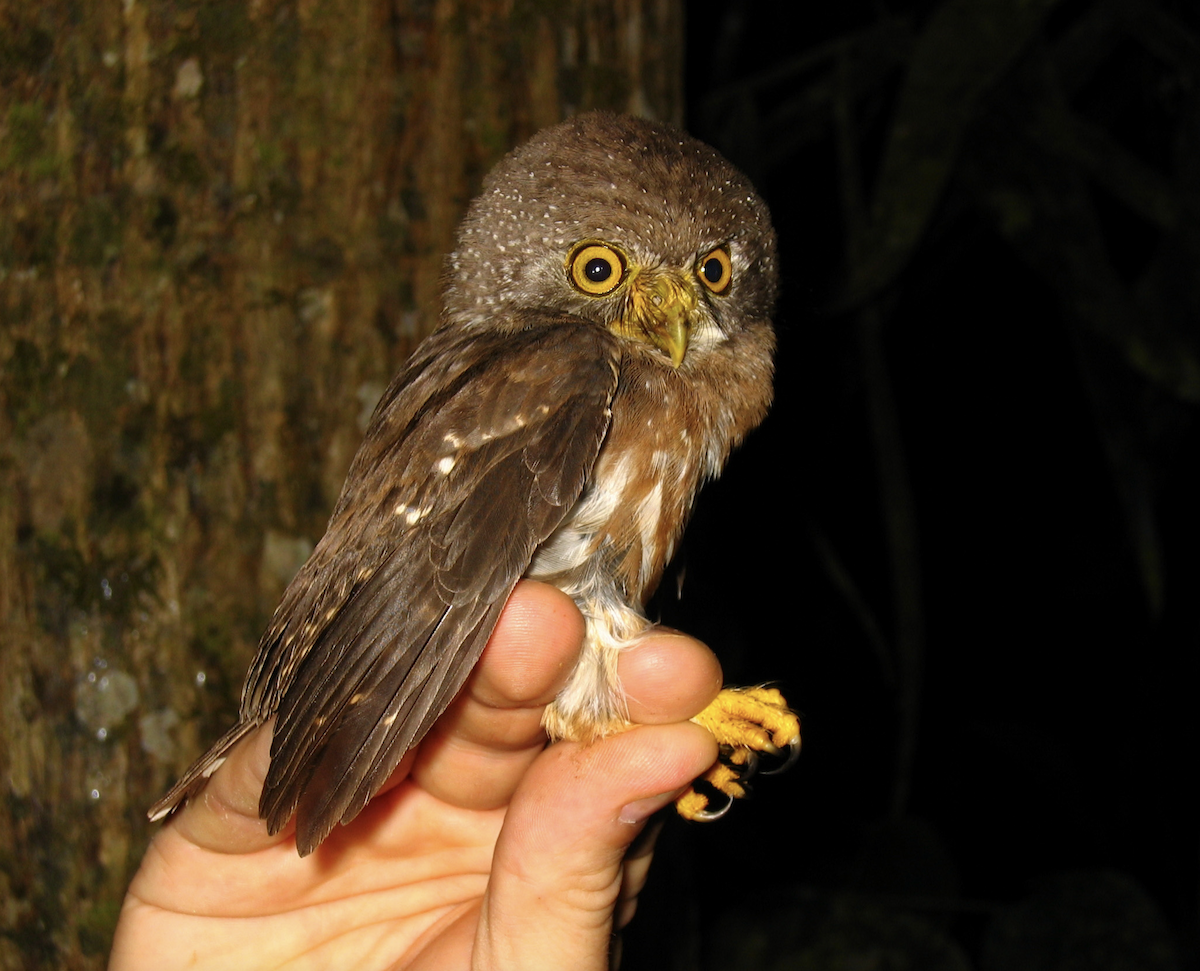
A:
[[627, 1, 1199, 968]]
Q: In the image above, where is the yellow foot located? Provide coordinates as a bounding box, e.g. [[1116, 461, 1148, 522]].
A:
[[676, 686, 800, 821]]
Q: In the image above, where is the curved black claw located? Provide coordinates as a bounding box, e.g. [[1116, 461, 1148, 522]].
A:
[[689, 790, 735, 821], [761, 734, 802, 776]]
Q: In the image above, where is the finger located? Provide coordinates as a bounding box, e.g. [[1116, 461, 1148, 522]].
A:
[[615, 817, 663, 930], [473, 721, 718, 971], [618, 631, 723, 725], [169, 721, 290, 854], [410, 581, 585, 809], [466, 581, 588, 712]]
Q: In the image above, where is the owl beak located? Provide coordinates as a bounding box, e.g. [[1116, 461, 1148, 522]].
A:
[[620, 269, 698, 368]]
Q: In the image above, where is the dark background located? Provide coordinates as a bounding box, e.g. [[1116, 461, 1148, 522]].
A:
[[629, 1, 1199, 969]]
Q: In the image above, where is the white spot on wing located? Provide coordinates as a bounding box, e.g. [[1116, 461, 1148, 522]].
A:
[[394, 503, 433, 525], [201, 757, 227, 779]]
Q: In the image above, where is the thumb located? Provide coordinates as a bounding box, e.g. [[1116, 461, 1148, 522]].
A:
[[473, 722, 717, 971], [169, 721, 287, 854]]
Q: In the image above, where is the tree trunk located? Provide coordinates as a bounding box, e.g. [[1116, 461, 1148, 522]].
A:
[[0, 1, 682, 965]]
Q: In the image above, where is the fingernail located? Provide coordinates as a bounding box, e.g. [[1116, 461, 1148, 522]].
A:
[[618, 788, 685, 825]]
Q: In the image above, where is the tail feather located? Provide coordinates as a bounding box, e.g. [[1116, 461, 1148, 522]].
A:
[[146, 720, 258, 821]]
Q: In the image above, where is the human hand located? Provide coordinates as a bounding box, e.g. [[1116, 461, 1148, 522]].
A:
[[110, 581, 721, 970]]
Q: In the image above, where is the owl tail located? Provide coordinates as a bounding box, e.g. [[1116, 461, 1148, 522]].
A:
[[147, 720, 258, 822]]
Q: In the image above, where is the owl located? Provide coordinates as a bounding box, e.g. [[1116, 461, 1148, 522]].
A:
[[150, 112, 799, 855]]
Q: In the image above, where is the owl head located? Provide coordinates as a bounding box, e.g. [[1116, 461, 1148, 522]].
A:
[[442, 112, 777, 369]]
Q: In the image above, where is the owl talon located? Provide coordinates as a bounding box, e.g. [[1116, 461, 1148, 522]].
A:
[[674, 784, 735, 821], [733, 747, 759, 780], [761, 734, 802, 775], [678, 686, 800, 821]]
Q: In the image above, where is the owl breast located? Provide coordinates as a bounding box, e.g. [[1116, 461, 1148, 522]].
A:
[[530, 341, 762, 741], [526, 352, 705, 607]]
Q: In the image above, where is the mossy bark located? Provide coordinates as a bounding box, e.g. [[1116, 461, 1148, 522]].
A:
[[0, 1, 683, 965]]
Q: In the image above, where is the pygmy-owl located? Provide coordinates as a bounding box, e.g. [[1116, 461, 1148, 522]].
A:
[[151, 112, 799, 855]]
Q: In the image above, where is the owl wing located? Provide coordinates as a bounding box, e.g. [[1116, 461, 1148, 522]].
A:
[[150, 314, 620, 854], [264, 315, 621, 852]]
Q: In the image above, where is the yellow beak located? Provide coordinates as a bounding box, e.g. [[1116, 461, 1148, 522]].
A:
[[616, 269, 697, 368]]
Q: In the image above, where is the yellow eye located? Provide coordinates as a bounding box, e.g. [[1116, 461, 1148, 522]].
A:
[[567, 242, 626, 296], [696, 246, 732, 294]]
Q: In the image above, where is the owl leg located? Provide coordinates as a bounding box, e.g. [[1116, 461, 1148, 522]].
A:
[[676, 686, 800, 820]]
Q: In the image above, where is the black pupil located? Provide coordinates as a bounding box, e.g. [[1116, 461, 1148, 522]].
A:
[[585, 257, 612, 283], [703, 258, 724, 283]]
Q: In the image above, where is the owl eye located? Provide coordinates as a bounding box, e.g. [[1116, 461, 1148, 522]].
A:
[[697, 246, 732, 294], [567, 242, 626, 296]]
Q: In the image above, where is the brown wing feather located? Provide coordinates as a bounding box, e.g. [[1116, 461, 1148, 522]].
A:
[[265, 317, 620, 852], [150, 315, 620, 853]]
